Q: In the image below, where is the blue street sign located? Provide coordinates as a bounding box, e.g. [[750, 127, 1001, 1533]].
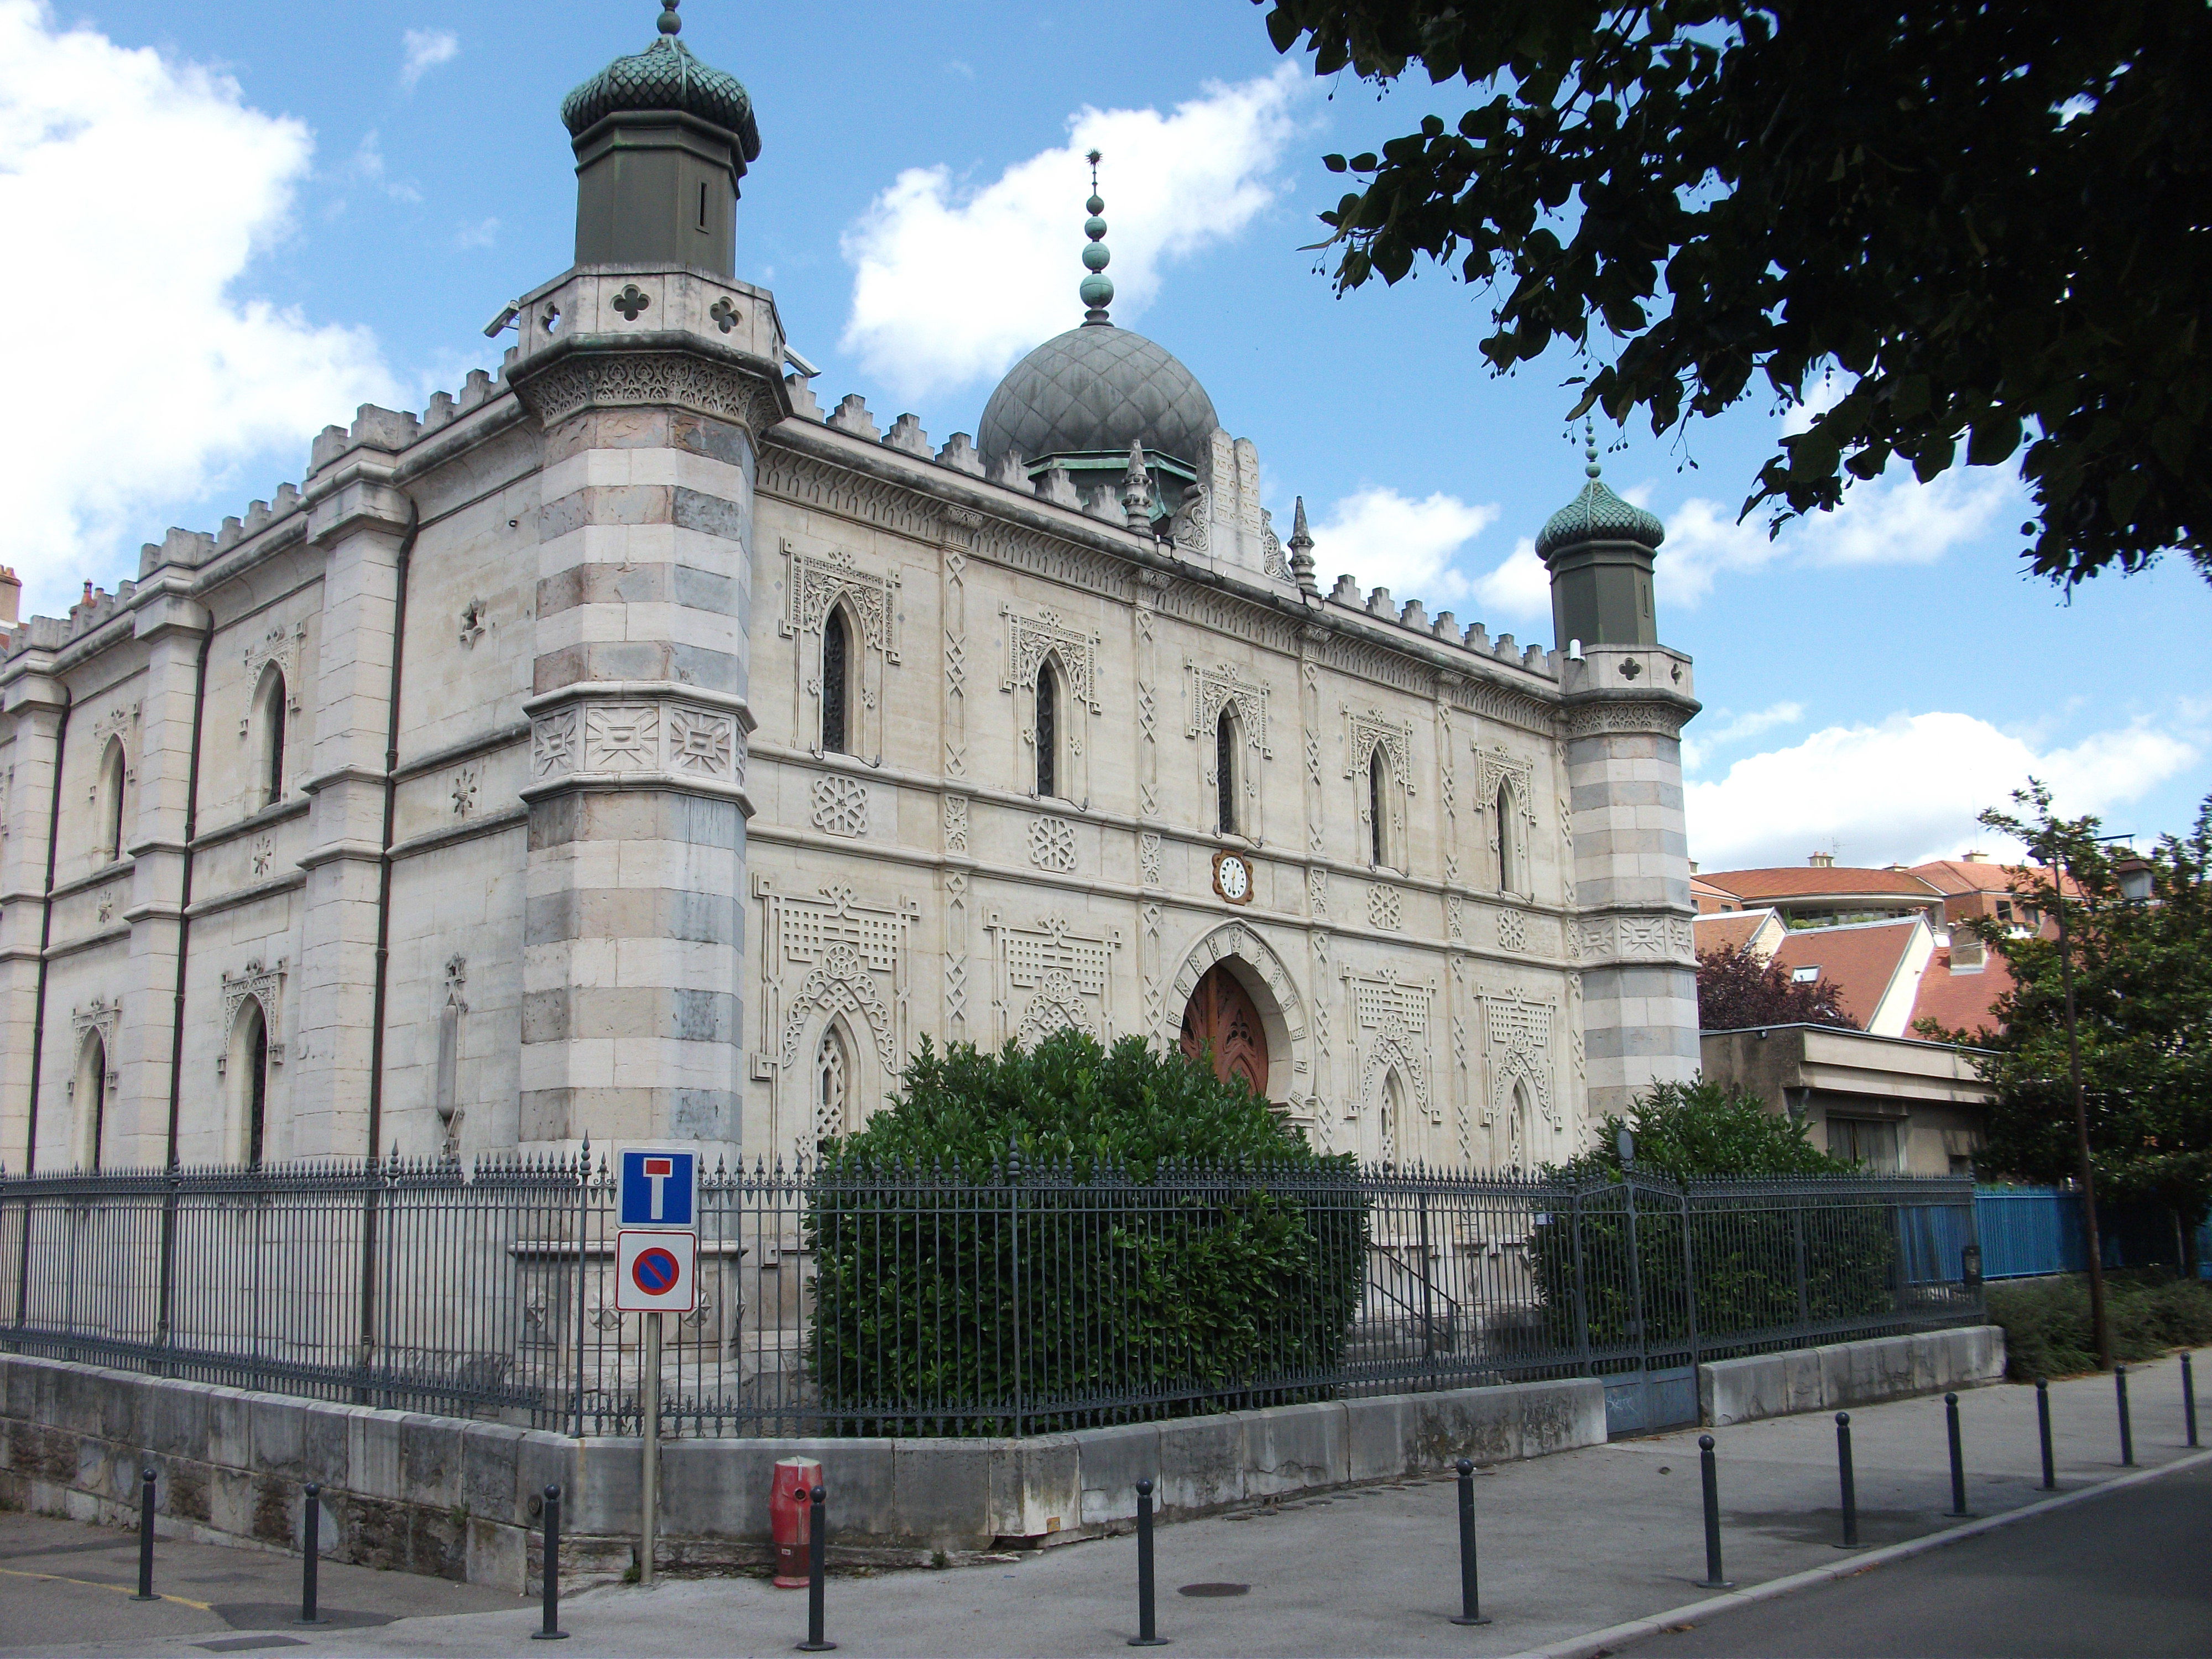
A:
[[618, 1149, 697, 1228]]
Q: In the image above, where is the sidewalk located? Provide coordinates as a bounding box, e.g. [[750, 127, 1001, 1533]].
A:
[[4, 1349, 2203, 1658]]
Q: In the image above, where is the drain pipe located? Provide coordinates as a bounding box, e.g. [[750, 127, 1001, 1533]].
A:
[[162, 624, 215, 1167], [20, 696, 72, 1172], [364, 498, 420, 1166]]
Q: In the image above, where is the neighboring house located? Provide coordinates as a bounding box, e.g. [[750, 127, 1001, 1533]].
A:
[[1692, 855, 1945, 928], [1691, 906, 1786, 961], [1768, 916, 1936, 1037], [1700, 1023, 1993, 1176]]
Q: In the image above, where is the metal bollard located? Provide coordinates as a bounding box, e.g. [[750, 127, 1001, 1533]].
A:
[[530, 1484, 567, 1641], [797, 1485, 836, 1652], [1695, 1435, 1731, 1589], [1128, 1477, 1166, 1647], [2185, 1354, 2199, 1449], [1834, 1413, 1860, 1548], [1449, 1459, 1491, 1626], [2036, 1378, 2056, 1490], [1944, 1394, 1971, 1517], [133, 1465, 158, 1601], [2116, 1365, 2135, 1467], [298, 1484, 325, 1625]]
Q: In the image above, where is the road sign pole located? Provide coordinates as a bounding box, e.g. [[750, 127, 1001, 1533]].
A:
[[641, 1310, 661, 1588]]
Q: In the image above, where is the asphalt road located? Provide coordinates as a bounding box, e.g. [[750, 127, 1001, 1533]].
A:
[[1613, 1459, 2212, 1658]]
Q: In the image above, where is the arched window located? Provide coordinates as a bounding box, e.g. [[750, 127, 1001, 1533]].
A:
[[813, 1022, 852, 1150], [229, 999, 269, 1167], [97, 737, 127, 864], [1215, 707, 1238, 835], [1496, 781, 1520, 894], [1380, 1068, 1405, 1169], [820, 605, 850, 754], [1035, 657, 1059, 797], [75, 1030, 108, 1171], [1507, 1077, 1536, 1172], [1369, 743, 1390, 868], [253, 665, 287, 808]]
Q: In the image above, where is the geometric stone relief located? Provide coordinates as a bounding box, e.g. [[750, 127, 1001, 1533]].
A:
[[810, 775, 870, 838], [1496, 907, 1530, 953], [1347, 966, 1435, 1126], [755, 879, 917, 1147], [219, 957, 286, 1067], [518, 351, 782, 436], [1483, 987, 1558, 1169], [987, 912, 1121, 1047], [240, 622, 306, 698], [1028, 815, 1077, 873], [451, 767, 478, 818], [1447, 893, 1464, 942], [1575, 912, 1695, 966], [1308, 865, 1329, 921], [942, 794, 969, 855], [1138, 831, 1162, 888], [90, 701, 142, 749], [70, 995, 121, 1078], [1368, 883, 1402, 932], [1563, 699, 1688, 741], [529, 697, 744, 790]]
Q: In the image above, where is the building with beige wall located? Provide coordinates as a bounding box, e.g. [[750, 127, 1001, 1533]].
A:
[[0, 7, 1703, 1180]]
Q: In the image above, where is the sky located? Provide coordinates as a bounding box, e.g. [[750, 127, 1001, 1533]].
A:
[[3, 0, 2207, 873]]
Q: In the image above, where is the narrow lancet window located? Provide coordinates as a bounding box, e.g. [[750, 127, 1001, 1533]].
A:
[[1036, 658, 1058, 797], [1215, 708, 1237, 835], [821, 607, 849, 754], [1369, 744, 1389, 867], [1497, 783, 1519, 893]]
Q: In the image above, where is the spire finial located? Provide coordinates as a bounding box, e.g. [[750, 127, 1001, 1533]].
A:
[[1584, 417, 1601, 479], [1288, 496, 1317, 593], [1080, 149, 1114, 325], [659, 0, 682, 35]]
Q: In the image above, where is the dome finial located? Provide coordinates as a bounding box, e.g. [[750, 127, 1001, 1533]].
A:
[[658, 0, 682, 35], [1585, 416, 1601, 479], [1080, 148, 1115, 326]]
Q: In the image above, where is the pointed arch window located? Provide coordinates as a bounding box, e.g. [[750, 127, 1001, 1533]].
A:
[[253, 665, 287, 808], [1215, 707, 1238, 835], [97, 737, 127, 863], [1380, 1068, 1405, 1170], [814, 1022, 852, 1151], [229, 999, 270, 1167], [1035, 657, 1059, 797], [76, 1030, 108, 1171], [1496, 781, 1521, 894], [1369, 743, 1390, 868], [821, 605, 851, 755]]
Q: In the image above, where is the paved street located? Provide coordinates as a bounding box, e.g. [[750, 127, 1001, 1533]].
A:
[[1, 1350, 2204, 1657]]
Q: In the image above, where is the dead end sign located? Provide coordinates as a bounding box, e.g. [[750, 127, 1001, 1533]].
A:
[[617, 1229, 697, 1313], [619, 1149, 698, 1228]]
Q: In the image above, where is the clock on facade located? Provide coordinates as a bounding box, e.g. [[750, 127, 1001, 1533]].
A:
[[1212, 849, 1253, 905]]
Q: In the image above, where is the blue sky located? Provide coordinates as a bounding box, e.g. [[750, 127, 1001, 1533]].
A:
[[4, 0, 2206, 869]]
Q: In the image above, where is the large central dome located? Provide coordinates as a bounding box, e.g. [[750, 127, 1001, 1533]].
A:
[[978, 325, 1219, 473]]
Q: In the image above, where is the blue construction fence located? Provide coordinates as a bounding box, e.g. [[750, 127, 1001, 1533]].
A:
[[1974, 1185, 2212, 1280]]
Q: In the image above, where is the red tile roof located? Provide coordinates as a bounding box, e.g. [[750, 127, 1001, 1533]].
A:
[[1698, 867, 1943, 901], [1693, 911, 1775, 957], [1911, 859, 2081, 900], [1770, 920, 1922, 1029], [1908, 946, 2015, 1039]]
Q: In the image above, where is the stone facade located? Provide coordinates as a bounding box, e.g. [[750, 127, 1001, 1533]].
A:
[[0, 18, 1700, 1180]]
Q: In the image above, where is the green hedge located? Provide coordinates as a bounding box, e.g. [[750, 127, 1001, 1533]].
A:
[[804, 1031, 1368, 1434], [1988, 1273, 2212, 1379]]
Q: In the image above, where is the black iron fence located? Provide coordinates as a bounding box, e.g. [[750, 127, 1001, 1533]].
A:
[[0, 1154, 1983, 1437]]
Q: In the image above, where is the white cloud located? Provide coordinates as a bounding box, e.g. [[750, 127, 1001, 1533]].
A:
[[399, 28, 458, 92], [0, 0, 397, 613], [1653, 493, 1780, 607], [1469, 538, 1552, 623], [1308, 488, 1499, 606], [1792, 463, 2018, 567], [454, 215, 500, 249], [1685, 710, 2201, 871], [1679, 701, 1804, 776], [348, 129, 420, 202], [840, 66, 1306, 399]]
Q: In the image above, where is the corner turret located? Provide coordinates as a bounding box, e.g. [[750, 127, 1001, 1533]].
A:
[[561, 1, 761, 276]]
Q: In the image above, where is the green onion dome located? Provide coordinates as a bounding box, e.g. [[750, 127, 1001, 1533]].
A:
[[561, 2, 761, 170], [1535, 433, 1665, 560]]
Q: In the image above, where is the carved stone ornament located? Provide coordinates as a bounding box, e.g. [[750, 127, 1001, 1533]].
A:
[[1186, 661, 1271, 752], [810, 775, 870, 838], [515, 351, 781, 435], [1003, 607, 1103, 712], [1368, 883, 1403, 931], [989, 912, 1122, 1047], [1576, 911, 1695, 966], [1351, 968, 1436, 1124], [71, 994, 121, 1057], [1563, 698, 1689, 741], [1497, 908, 1530, 953], [1029, 814, 1078, 873], [90, 701, 142, 748], [529, 697, 744, 790], [942, 794, 970, 855], [1485, 988, 1558, 1135], [241, 622, 307, 699], [759, 880, 917, 1083], [782, 544, 900, 660], [1138, 831, 1164, 888], [220, 958, 286, 1063]]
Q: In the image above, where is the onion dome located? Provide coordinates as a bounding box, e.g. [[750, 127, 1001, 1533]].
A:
[[978, 153, 1219, 474], [561, 1, 761, 174], [1535, 427, 1665, 561]]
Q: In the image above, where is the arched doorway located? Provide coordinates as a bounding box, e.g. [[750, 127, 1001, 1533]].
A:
[[1178, 963, 1268, 1098]]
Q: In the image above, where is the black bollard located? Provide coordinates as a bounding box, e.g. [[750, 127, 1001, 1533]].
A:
[[2116, 1365, 2135, 1467], [797, 1485, 836, 1652], [1449, 1459, 1491, 1626], [1695, 1434, 1731, 1589], [2036, 1378, 2056, 1490], [1834, 1413, 1860, 1548], [1128, 1477, 1166, 1647], [530, 1484, 567, 1641], [1944, 1394, 1971, 1517], [298, 1484, 324, 1625], [133, 1465, 158, 1601], [2185, 1354, 2199, 1449]]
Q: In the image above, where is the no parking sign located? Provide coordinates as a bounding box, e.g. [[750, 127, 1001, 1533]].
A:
[[616, 1228, 697, 1312]]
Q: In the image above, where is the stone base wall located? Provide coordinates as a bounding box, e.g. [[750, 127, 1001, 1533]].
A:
[[1696, 1326, 2008, 1428], [0, 1353, 1605, 1588]]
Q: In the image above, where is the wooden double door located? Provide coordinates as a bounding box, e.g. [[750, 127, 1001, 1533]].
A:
[[1178, 963, 1269, 1099]]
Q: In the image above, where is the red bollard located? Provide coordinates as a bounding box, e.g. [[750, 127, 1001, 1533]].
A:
[[772, 1457, 824, 1589]]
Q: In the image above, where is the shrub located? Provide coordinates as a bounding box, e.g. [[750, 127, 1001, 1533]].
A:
[[804, 1031, 1367, 1433], [1988, 1272, 2212, 1379], [1531, 1081, 1901, 1353]]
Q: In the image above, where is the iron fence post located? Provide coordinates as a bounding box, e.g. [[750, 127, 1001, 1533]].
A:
[[1568, 1185, 1591, 1376], [1418, 1190, 1436, 1364], [1680, 1182, 1700, 1370], [1791, 1199, 1809, 1329]]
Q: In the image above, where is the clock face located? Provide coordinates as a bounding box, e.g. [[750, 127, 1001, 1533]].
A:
[[1214, 852, 1252, 904]]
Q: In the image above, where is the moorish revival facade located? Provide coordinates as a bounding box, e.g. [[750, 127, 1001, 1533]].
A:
[[0, 2, 1700, 1178]]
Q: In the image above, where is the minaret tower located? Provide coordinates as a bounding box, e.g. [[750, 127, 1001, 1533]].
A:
[[1543, 431, 1703, 1123], [502, 0, 785, 1158]]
